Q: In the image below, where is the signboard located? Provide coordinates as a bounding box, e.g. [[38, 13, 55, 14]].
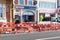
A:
[[33, 1, 37, 5], [15, 5, 36, 10], [39, 9, 58, 13], [55, 9, 59, 13], [24, 6, 36, 10], [15, 5, 24, 8], [45, 14, 50, 17]]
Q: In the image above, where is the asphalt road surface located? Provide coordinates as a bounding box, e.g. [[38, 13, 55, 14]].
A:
[[0, 30, 60, 40]]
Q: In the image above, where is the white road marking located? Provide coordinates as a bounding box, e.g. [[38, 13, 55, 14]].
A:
[[35, 36, 60, 40], [35, 39, 45, 40]]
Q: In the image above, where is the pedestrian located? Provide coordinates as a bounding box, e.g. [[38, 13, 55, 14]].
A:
[[15, 18, 20, 24]]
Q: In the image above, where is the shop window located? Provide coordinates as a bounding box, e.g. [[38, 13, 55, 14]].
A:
[[22, 12, 35, 22], [50, 14, 56, 22], [22, 15, 34, 22], [50, 14, 55, 17], [57, 13, 60, 18], [39, 13, 51, 21], [39, 14, 56, 22], [28, 15, 34, 22]]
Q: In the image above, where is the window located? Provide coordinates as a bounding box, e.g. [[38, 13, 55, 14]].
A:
[[0, 4, 2, 18], [39, 2, 56, 9], [22, 12, 35, 22], [39, 14, 56, 22], [27, 0, 32, 5], [50, 14, 57, 22], [0, 3, 6, 19], [57, 0, 60, 6], [50, 14, 55, 17], [50, 14, 55, 22], [16, 10, 19, 12], [39, 13, 51, 21], [18, 0, 24, 5]]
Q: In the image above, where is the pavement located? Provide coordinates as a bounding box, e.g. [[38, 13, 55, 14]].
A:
[[0, 30, 60, 40]]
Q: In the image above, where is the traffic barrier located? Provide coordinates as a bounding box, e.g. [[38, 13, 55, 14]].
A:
[[45, 24, 51, 31], [0, 22, 60, 34], [30, 24, 40, 32]]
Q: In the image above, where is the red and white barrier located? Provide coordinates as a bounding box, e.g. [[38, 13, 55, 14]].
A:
[[0, 22, 60, 34]]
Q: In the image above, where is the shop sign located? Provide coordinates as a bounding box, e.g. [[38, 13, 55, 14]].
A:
[[55, 9, 59, 13], [15, 5, 24, 8], [15, 5, 36, 10], [39, 9, 58, 13], [24, 6, 36, 10], [33, 1, 37, 5]]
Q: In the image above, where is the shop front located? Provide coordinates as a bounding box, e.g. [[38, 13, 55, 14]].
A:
[[14, 5, 37, 23], [38, 9, 58, 24], [22, 11, 35, 22]]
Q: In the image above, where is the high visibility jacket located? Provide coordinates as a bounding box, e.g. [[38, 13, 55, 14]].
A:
[[39, 15, 43, 21]]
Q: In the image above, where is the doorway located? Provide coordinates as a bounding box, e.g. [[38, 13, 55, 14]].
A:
[[22, 11, 35, 22]]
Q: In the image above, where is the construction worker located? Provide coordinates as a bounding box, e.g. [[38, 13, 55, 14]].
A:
[[39, 15, 43, 21]]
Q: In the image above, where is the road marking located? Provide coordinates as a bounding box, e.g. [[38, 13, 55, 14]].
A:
[[35, 39, 45, 40], [35, 36, 60, 40]]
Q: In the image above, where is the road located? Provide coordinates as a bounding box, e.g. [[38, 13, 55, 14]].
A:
[[0, 30, 60, 40]]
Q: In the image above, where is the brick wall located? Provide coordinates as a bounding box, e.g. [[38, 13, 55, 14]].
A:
[[6, 0, 10, 22], [25, 0, 27, 5], [14, 0, 18, 5]]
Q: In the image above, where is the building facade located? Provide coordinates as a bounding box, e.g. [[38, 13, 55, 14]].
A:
[[0, 0, 13, 22], [13, 0, 37, 23], [37, 0, 58, 24], [0, 0, 59, 23]]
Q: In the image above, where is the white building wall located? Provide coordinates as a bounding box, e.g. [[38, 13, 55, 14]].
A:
[[37, 0, 57, 24], [37, 0, 57, 13], [39, 0, 56, 3], [37, 0, 57, 10]]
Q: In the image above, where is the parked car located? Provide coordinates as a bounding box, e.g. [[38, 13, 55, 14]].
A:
[[51, 17, 57, 22], [57, 18, 60, 23]]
